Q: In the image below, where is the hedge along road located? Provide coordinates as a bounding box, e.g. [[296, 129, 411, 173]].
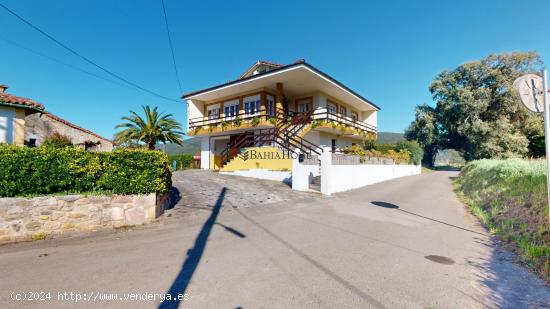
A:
[[1, 170, 550, 308]]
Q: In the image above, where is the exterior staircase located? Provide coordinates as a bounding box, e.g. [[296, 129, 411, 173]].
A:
[[220, 110, 319, 168]]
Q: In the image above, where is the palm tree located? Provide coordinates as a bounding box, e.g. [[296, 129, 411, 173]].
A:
[[114, 105, 184, 150]]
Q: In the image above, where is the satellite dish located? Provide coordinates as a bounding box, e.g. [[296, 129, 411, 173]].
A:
[[513, 73, 545, 113]]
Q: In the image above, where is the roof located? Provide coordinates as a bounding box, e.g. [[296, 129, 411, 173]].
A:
[[181, 60, 380, 110], [0, 88, 45, 111], [238, 60, 284, 79], [44, 112, 112, 143]]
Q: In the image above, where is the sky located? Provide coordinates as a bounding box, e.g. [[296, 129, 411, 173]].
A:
[[1, 0, 550, 139]]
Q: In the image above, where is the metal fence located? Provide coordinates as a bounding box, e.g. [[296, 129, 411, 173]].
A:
[[302, 154, 320, 165], [331, 153, 394, 165]]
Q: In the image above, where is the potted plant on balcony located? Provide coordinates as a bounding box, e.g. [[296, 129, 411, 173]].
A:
[[221, 120, 229, 131], [251, 116, 261, 127], [233, 116, 242, 127]]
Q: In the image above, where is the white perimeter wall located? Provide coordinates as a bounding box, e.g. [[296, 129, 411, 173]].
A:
[[324, 164, 421, 195], [292, 147, 421, 195]]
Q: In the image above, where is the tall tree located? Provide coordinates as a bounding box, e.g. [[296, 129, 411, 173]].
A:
[[114, 105, 184, 150], [406, 52, 544, 161], [404, 104, 439, 165]]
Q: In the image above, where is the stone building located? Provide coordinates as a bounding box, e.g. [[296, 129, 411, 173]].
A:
[[25, 112, 114, 151]]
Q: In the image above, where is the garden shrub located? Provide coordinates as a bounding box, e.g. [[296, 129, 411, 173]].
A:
[[42, 132, 73, 148], [395, 140, 424, 165], [168, 153, 194, 170], [384, 149, 411, 164], [341, 145, 410, 164], [0, 144, 171, 197], [342, 144, 366, 156]]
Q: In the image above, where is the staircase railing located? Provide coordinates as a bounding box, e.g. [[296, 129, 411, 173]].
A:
[[220, 109, 320, 168]]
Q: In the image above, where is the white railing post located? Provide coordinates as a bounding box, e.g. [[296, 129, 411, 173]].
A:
[[320, 146, 332, 195]]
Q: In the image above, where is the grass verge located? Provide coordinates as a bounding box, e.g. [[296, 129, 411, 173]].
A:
[[455, 159, 550, 282]]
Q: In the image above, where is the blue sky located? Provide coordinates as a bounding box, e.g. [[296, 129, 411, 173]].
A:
[[1, 0, 550, 139]]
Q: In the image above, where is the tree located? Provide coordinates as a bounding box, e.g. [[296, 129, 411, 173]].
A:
[[114, 105, 184, 150], [406, 52, 545, 161], [404, 104, 439, 165]]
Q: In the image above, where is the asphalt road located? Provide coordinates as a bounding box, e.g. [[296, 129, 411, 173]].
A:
[[1, 170, 549, 309]]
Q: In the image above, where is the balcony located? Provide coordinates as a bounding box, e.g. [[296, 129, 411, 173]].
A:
[[188, 109, 376, 138], [188, 110, 277, 136], [311, 110, 376, 137]]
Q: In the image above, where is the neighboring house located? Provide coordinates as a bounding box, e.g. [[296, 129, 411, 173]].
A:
[[183, 60, 379, 171], [0, 83, 113, 151], [25, 113, 114, 151], [0, 85, 45, 145]]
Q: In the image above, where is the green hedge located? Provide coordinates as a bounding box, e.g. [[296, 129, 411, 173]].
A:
[[0, 144, 171, 197], [372, 140, 424, 165], [168, 153, 194, 170]]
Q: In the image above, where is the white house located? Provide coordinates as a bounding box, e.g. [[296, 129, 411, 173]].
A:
[[183, 60, 379, 171]]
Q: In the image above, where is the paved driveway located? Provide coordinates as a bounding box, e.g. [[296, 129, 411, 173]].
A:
[[1, 170, 549, 308]]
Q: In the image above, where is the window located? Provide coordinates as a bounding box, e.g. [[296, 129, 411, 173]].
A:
[[207, 107, 219, 119], [244, 95, 261, 115], [266, 95, 275, 116], [327, 101, 337, 115], [297, 98, 311, 113], [339, 106, 347, 117], [224, 100, 239, 118], [351, 111, 358, 122], [26, 138, 36, 147]]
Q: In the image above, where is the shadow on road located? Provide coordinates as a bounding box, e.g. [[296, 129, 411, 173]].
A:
[[164, 186, 182, 211], [371, 201, 487, 236], [159, 187, 227, 309]]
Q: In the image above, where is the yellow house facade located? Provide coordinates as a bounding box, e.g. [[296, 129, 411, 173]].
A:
[[0, 85, 45, 145], [182, 60, 379, 172]]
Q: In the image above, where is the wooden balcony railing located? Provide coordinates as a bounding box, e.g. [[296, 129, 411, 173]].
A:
[[311, 110, 377, 133], [188, 110, 276, 131]]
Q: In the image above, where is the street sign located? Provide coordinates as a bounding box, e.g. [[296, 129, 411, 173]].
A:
[[514, 70, 550, 224], [513, 73, 545, 113]]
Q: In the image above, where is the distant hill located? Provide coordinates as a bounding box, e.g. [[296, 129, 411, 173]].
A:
[[157, 137, 201, 154], [377, 132, 405, 144]]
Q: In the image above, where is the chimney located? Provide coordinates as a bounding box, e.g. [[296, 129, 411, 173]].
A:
[[0, 85, 8, 93]]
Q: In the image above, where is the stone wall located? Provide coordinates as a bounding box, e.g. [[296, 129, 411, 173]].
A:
[[25, 113, 114, 151], [0, 193, 169, 243]]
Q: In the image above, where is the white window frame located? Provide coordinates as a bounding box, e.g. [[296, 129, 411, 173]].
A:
[[223, 100, 240, 120], [266, 95, 275, 116], [327, 101, 337, 115], [243, 95, 261, 116], [351, 111, 358, 122], [206, 104, 220, 125], [339, 105, 347, 117], [297, 98, 312, 113]]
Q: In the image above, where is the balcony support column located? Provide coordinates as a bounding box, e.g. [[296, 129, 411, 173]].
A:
[[276, 82, 284, 114]]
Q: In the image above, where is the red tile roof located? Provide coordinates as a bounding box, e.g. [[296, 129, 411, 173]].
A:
[[0, 88, 45, 111], [45, 112, 112, 143], [238, 60, 284, 79]]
